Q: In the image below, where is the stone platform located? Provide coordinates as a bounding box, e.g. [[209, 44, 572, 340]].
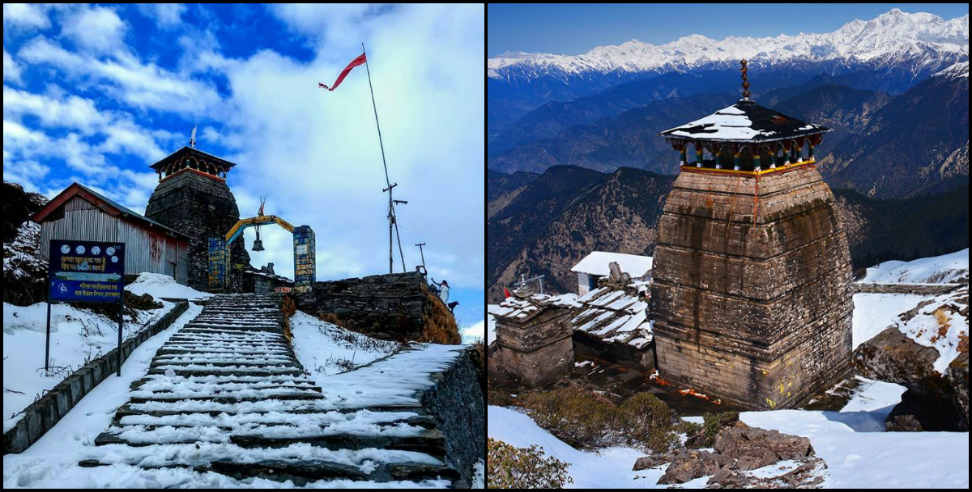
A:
[[650, 164, 853, 409]]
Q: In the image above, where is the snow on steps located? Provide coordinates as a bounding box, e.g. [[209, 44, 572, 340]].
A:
[[79, 293, 461, 486]]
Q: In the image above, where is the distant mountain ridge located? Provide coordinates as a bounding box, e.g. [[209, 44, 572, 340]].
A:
[[489, 63, 969, 199], [489, 9, 969, 133], [486, 166, 969, 302], [490, 9, 968, 79]]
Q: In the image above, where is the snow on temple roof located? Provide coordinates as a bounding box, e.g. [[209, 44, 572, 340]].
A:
[[660, 99, 830, 143], [571, 251, 653, 278]]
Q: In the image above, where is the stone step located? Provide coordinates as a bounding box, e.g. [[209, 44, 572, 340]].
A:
[[77, 459, 458, 486], [115, 411, 436, 430], [151, 356, 296, 365], [155, 349, 292, 357], [94, 427, 445, 456], [117, 401, 422, 417], [128, 392, 325, 404], [146, 368, 304, 377]]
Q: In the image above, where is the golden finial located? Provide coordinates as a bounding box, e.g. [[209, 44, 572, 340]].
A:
[[740, 59, 750, 100]]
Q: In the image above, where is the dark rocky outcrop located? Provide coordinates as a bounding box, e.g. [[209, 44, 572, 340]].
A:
[[655, 421, 824, 487], [1, 181, 47, 243], [854, 325, 969, 431], [296, 272, 460, 344]]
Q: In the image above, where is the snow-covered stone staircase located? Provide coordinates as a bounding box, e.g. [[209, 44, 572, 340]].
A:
[[78, 293, 460, 487]]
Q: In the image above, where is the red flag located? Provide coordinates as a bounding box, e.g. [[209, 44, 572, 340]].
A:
[[319, 53, 367, 91], [503, 287, 511, 298]]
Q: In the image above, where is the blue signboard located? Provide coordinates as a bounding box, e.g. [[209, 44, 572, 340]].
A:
[[49, 240, 125, 303], [208, 237, 228, 289]]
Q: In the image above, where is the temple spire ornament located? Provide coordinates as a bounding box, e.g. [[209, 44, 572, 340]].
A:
[[740, 59, 751, 101]]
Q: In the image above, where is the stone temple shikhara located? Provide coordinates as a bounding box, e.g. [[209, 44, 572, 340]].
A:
[[650, 60, 854, 409]]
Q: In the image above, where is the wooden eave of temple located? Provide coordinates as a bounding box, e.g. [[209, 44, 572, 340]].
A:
[[659, 59, 831, 176], [149, 146, 237, 182]]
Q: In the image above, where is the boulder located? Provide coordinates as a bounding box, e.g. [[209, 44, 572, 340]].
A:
[[656, 421, 818, 485], [632, 452, 673, 471], [657, 449, 729, 484], [855, 325, 968, 431], [713, 421, 814, 470]]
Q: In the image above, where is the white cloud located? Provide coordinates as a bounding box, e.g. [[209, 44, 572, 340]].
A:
[[138, 4, 185, 27], [3, 50, 23, 84], [60, 5, 127, 54], [217, 4, 484, 288], [3, 85, 109, 132], [461, 320, 485, 344], [2, 4, 52, 30], [18, 35, 222, 117]]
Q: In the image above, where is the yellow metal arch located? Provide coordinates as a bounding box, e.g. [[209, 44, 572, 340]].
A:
[[225, 215, 295, 245]]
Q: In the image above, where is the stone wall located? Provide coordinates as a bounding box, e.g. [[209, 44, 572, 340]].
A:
[[144, 171, 250, 291], [3, 300, 189, 454], [651, 165, 854, 409], [850, 283, 964, 295], [295, 272, 460, 344], [418, 346, 485, 487], [490, 306, 575, 387]]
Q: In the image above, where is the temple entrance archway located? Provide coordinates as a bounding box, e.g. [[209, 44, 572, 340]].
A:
[[208, 214, 315, 293]]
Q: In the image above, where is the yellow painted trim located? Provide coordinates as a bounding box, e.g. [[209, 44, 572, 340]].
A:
[[224, 214, 296, 241], [681, 158, 815, 176]]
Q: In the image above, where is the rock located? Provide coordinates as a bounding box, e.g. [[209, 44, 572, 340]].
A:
[[657, 421, 819, 486], [2, 220, 47, 306], [706, 457, 827, 489], [853, 326, 939, 383], [657, 449, 729, 484], [856, 325, 968, 432], [713, 421, 814, 470], [632, 452, 673, 471], [946, 353, 969, 430]]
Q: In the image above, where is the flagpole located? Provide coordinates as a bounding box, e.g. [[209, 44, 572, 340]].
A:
[[362, 42, 409, 274]]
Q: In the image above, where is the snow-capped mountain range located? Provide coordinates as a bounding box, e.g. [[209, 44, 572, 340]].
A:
[[489, 9, 969, 80]]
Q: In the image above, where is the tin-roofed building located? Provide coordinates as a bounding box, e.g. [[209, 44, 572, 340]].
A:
[[32, 182, 190, 283], [571, 251, 653, 295], [650, 60, 853, 410]]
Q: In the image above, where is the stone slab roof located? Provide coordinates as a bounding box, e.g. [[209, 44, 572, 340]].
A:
[[571, 251, 653, 278], [660, 99, 830, 143]]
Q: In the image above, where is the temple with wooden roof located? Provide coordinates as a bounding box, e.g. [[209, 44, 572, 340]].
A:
[[649, 60, 854, 410]]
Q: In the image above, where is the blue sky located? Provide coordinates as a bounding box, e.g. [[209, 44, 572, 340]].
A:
[[488, 3, 970, 56], [3, 4, 485, 335]]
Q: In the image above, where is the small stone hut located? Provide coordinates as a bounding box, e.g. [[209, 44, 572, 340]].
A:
[[650, 60, 854, 409]]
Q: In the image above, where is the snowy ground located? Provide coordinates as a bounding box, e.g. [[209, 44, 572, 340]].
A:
[[289, 310, 399, 375], [489, 377, 968, 488], [125, 272, 214, 300], [3, 300, 174, 434], [860, 248, 969, 284], [3, 273, 211, 434]]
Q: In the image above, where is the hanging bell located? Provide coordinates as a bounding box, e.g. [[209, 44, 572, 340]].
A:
[[251, 228, 265, 251]]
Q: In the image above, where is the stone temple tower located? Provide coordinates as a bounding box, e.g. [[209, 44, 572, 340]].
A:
[[145, 146, 250, 291], [650, 60, 853, 409]]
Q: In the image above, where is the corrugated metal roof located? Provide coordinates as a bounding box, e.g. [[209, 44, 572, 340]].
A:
[[571, 251, 653, 277], [33, 182, 191, 241]]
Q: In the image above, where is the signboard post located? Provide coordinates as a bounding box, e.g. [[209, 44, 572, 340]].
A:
[[47, 240, 126, 376]]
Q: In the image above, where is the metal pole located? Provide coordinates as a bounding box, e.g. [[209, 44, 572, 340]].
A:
[[416, 242, 426, 270], [117, 291, 124, 377], [363, 41, 397, 274], [45, 300, 51, 373]]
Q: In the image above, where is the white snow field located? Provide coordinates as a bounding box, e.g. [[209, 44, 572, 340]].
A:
[[289, 310, 398, 375], [125, 272, 215, 300], [860, 248, 969, 284], [3, 273, 212, 434], [3, 300, 175, 434], [489, 377, 969, 488]]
